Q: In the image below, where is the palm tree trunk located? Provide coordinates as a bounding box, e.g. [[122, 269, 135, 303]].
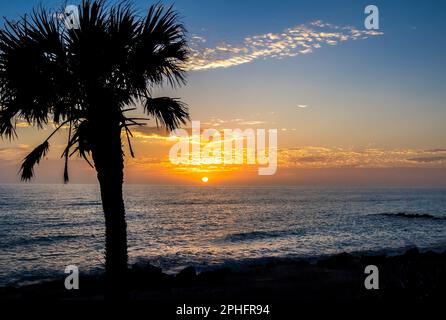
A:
[[91, 123, 128, 296]]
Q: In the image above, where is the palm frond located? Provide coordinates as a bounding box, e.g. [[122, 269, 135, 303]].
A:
[[0, 109, 17, 139], [20, 141, 49, 181], [123, 125, 135, 157], [128, 3, 188, 92], [63, 122, 73, 183], [0, 4, 76, 129], [143, 96, 189, 131], [62, 120, 94, 168]]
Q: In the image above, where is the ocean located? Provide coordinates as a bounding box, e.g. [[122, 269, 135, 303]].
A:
[[0, 184, 445, 286]]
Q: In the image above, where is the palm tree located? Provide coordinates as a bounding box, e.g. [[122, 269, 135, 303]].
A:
[[0, 0, 189, 291]]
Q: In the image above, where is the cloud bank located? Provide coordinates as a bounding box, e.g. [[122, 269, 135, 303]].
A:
[[279, 147, 446, 168], [187, 20, 383, 71]]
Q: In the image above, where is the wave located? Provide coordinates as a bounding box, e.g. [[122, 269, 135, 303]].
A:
[[4, 234, 82, 247], [162, 199, 244, 205], [224, 229, 301, 242], [68, 201, 101, 206], [375, 212, 446, 221]]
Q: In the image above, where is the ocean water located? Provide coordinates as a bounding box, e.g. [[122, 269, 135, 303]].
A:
[[0, 184, 445, 286]]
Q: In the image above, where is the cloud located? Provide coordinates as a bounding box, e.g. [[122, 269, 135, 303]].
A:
[[424, 149, 446, 153], [236, 120, 266, 125], [124, 144, 446, 173], [131, 126, 171, 137], [279, 147, 446, 168], [407, 156, 446, 163], [291, 156, 327, 163], [0, 144, 29, 161], [297, 105, 308, 108], [188, 20, 383, 71], [201, 118, 267, 127]]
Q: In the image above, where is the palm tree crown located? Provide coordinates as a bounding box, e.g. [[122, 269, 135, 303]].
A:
[[0, 0, 189, 180]]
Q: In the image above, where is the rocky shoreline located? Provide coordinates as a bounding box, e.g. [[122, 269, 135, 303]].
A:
[[0, 247, 444, 307]]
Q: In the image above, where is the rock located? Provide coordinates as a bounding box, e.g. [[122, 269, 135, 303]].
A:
[[360, 254, 387, 266], [176, 266, 196, 283], [132, 262, 163, 276], [130, 262, 165, 286], [317, 252, 357, 269], [403, 248, 420, 258], [198, 267, 231, 284]]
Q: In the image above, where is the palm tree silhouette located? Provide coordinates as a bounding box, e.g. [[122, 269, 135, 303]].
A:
[[0, 0, 189, 292]]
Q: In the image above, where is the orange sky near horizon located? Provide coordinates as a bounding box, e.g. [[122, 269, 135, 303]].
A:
[[1, 121, 446, 186]]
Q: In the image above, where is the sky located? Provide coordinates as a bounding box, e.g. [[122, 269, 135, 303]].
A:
[[0, 0, 446, 185]]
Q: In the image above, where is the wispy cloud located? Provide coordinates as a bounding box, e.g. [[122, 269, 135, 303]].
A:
[[279, 147, 446, 168], [407, 156, 446, 163], [187, 20, 383, 71], [424, 149, 446, 153], [297, 104, 308, 108], [0, 144, 29, 161], [201, 118, 267, 127]]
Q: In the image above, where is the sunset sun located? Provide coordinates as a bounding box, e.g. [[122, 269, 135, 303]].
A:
[[201, 176, 209, 183]]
